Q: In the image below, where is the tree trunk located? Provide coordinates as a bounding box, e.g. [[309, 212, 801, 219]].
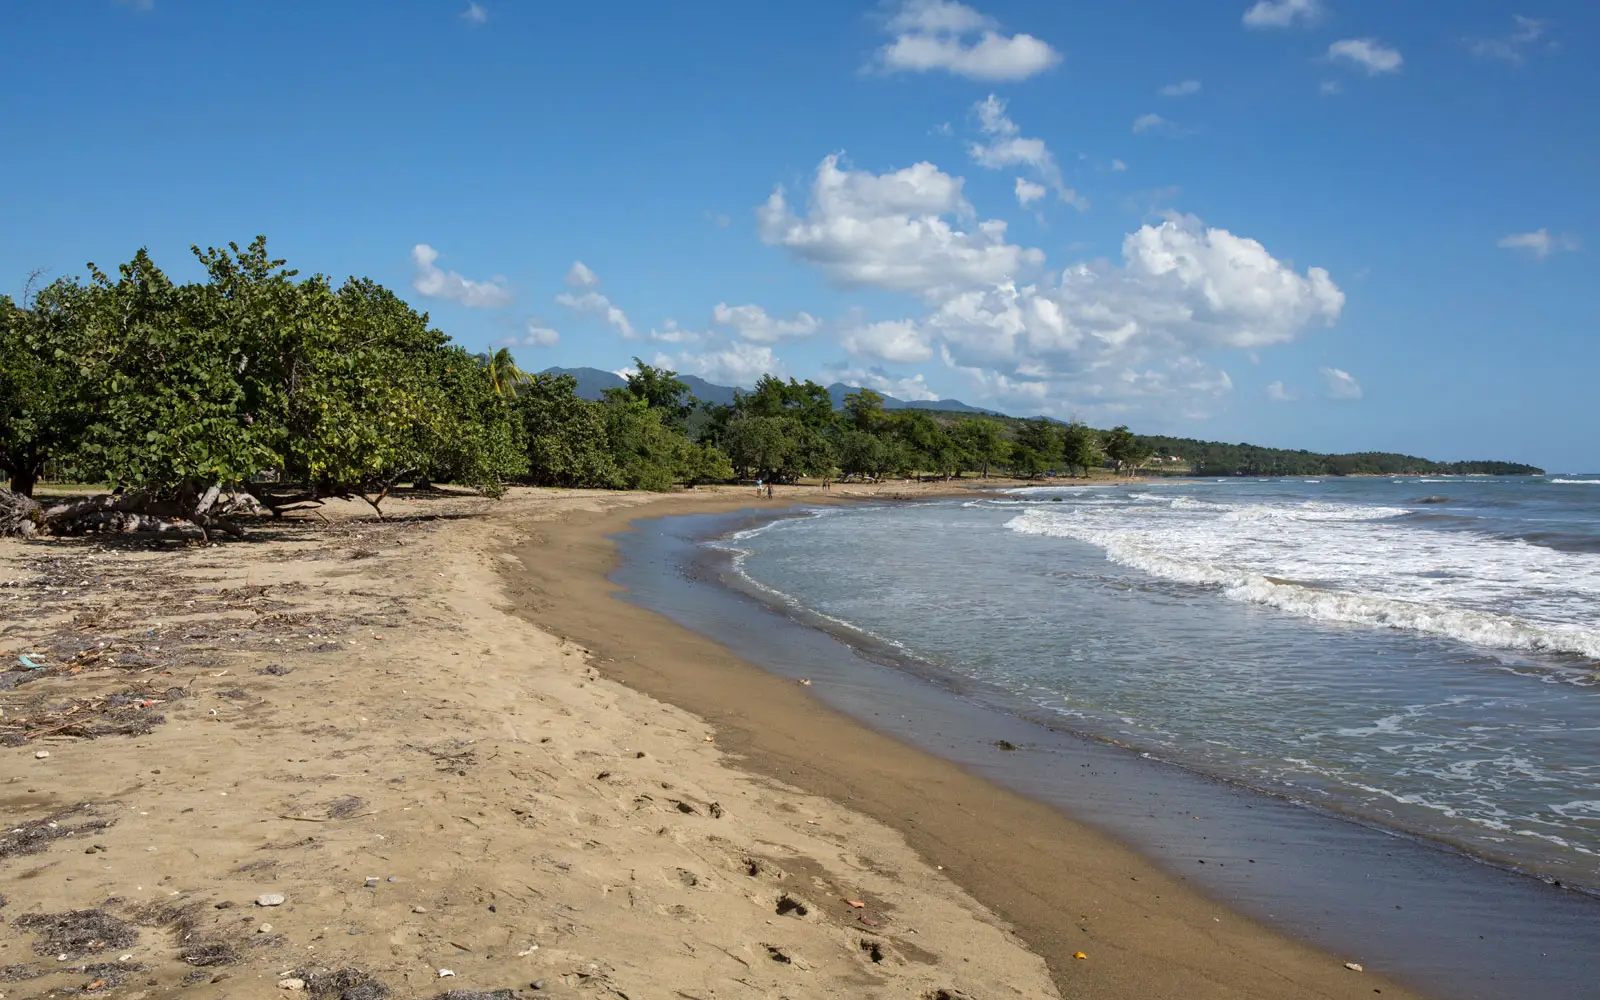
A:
[[9, 468, 39, 498]]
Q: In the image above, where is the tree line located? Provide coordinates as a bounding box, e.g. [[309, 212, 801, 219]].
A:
[[1, 238, 1540, 536], [1133, 435, 1543, 478], [0, 239, 1145, 530]]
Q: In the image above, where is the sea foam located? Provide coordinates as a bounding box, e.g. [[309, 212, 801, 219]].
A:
[[1006, 498, 1600, 660]]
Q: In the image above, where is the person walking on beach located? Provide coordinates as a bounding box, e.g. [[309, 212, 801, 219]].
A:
[[755, 477, 763, 497], [766, 483, 774, 499]]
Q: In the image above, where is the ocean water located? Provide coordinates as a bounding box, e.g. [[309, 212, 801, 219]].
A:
[[714, 475, 1600, 890]]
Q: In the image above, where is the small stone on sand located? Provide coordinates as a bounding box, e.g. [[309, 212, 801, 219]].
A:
[[257, 893, 286, 907], [278, 978, 306, 991]]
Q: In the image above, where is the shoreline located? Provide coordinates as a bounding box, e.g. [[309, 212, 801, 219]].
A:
[[503, 487, 1424, 1000]]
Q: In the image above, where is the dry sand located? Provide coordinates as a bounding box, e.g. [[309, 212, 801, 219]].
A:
[[0, 484, 1423, 999]]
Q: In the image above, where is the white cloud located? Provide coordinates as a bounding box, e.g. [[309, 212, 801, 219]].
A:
[[1266, 380, 1297, 402], [460, 2, 487, 26], [647, 319, 702, 344], [564, 260, 600, 288], [758, 153, 1045, 300], [821, 364, 940, 401], [1111, 158, 1128, 172], [711, 303, 821, 342], [875, 0, 1061, 81], [654, 341, 784, 388], [410, 244, 514, 308], [1014, 178, 1047, 207], [1159, 79, 1202, 97], [1498, 228, 1580, 259], [1320, 366, 1362, 399], [506, 321, 559, 348], [967, 95, 1088, 210], [1329, 38, 1403, 75], [758, 151, 1342, 417], [554, 261, 634, 338], [1242, 0, 1320, 29], [1469, 16, 1546, 63], [1132, 113, 1173, 134], [557, 290, 635, 338], [840, 319, 935, 364], [1319, 79, 1343, 96]]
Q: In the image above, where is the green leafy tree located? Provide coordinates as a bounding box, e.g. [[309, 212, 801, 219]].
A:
[[607, 358, 695, 424], [1009, 417, 1059, 479], [0, 280, 100, 496], [482, 347, 530, 398], [517, 374, 618, 487], [951, 418, 1006, 478], [1060, 420, 1103, 477], [1103, 424, 1151, 475]]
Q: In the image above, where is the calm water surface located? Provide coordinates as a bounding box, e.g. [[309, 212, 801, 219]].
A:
[[716, 475, 1600, 889]]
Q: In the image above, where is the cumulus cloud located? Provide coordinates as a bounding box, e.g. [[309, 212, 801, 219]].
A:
[[410, 244, 514, 308], [1321, 367, 1362, 399], [711, 303, 821, 342], [757, 153, 1045, 300], [757, 154, 1342, 417], [564, 260, 600, 288], [653, 341, 784, 388], [1014, 178, 1047, 207], [840, 319, 935, 364], [1469, 16, 1546, 64], [1242, 0, 1320, 28], [460, 2, 487, 25], [1159, 79, 1202, 97], [1132, 113, 1174, 134], [505, 321, 559, 348], [1266, 380, 1297, 402], [874, 0, 1061, 81], [647, 319, 702, 345], [967, 95, 1087, 210], [1329, 38, 1403, 75], [554, 261, 635, 338], [1498, 228, 1580, 258]]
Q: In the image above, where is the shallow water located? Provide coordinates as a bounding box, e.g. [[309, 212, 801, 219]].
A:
[[719, 476, 1600, 890], [611, 501, 1600, 1000]]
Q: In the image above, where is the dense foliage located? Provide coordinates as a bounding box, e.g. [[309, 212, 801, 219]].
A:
[[1131, 435, 1543, 477], [0, 237, 1542, 532]]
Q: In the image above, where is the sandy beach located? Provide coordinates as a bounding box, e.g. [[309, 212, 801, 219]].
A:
[[1, 484, 1417, 999]]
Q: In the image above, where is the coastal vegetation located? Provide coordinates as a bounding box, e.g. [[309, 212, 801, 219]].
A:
[[0, 239, 1540, 536]]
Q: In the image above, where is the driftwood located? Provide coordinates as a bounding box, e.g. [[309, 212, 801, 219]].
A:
[[0, 485, 262, 541]]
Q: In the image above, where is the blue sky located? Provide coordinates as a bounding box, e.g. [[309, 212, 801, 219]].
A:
[[2, 1, 1595, 470]]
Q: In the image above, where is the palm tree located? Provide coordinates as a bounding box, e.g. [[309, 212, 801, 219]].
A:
[[483, 347, 530, 397]]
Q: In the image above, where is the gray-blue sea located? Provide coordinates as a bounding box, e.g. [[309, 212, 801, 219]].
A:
[[713, 474, 1600, 890]]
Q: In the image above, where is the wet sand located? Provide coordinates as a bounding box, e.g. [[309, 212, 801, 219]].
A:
[[504, 487, 1422, 1000]]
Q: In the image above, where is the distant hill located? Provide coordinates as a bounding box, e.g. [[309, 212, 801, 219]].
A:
[[538, 367, 996, 414]]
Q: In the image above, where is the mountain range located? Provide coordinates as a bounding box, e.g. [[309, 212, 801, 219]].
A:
[[538, 367, 998, 415]]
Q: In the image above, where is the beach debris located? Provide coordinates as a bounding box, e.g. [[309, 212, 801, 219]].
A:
[[17, 654, 44, 670], [703, 735, 715, 743], [412, 906, 429, 914], [516, 945, 539, 957], [1344, 961, 1364, 972], [180, 941, 240, 967], [531, 980, 546, 991], [14, 910, 138, 959], [437, 969, 456, 978], [364, 877, 380, 888], [765, 945, 792, 964], [34, 749, 49, 758], [799, 678, 812, 686], [259, 924, 274, 934], [279, 978, 307, 991], [257, 893, 287, 907], [992, 740, 1018, 751], [1073, 951, 1088, 960], [290, 966, 391, 1000], [843, 898, 865, 909]]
